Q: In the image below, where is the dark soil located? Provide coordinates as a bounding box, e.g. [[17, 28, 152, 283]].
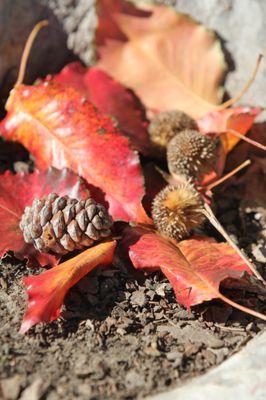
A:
[[0, 142, 265, 400]]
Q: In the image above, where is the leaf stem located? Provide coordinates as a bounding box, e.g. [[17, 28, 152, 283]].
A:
[[219, 293, 266, 321], [226, 128, 266, 151], [15, 20, 49, 87], [216, 54, 263, 110]]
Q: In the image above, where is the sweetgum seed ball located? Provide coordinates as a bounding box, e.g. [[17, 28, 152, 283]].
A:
[[167, 129, 218, 181], [152, 183, 205, 240], [148, 110, 198, 157]]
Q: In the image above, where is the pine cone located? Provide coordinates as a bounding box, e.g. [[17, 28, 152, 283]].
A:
[[20, 193, 113, 254]]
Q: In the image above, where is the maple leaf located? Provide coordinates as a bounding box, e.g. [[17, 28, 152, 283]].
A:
[[197, 107, 261, 153], [20, 240, 116, 333], [96, 1, 226, 118], [123, 226, 266, 320], [0, 167, 89, 266], [53, 62, 151, 155], [1, 82, 151, 224]]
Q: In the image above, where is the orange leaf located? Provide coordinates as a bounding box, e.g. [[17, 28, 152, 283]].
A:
[[123, 227, 266, 320], [20, 240, 116, 333], [96, 2, 226, 118], [197, 107, 261, 153], [1, 82, 150, 224]]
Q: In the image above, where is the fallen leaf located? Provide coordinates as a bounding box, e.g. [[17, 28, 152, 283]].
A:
[[96, 0, 150, 45], [96, 2, 226, 118], [0, 167, 89, 266], [123, 226, 253, 307], [53, 63, 151, 155], [20, 240, 116, 333], [223, 121, 266, 174], [1, 82, 150, 224], [197, 107, 261, 153]]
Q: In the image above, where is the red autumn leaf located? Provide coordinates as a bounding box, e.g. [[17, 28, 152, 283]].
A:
[[123, 227, 256, 309], [96, 0, 150, 45], [0, 167, 89, 266], [197, 107, 261, 153], [1, 82, 150, 224], [20, 240, 116, 333], [53, 63, 151, 155], [96, 2, 226, 118]]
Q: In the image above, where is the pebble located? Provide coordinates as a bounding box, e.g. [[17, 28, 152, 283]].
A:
[[130, 290, 148, 307], [166, 351, 183, 364], [251, 243, 266, 263], [125, 371, 145, 389], [0, 375, 23, 400], [155, 283, 168, 297], [76, 383, 92, 397], [19, 378, 44, 400]]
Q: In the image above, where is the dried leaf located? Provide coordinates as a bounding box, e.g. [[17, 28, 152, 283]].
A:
[[0, 167, 89, 266], [197, 107, 261, 153], [96, 0, 150, 45], [96, 2, 226, 118], [20, 240, 116, 333], [123, 227, 253, 307], [1, 82, 150, 223], [54, 62, 151, 155]]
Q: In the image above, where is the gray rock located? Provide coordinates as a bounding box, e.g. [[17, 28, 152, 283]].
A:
[[149, 331, 266, 400], [156, 0, 266, 114], [46, 0, 97, 65], [0, 0, 72, 97]]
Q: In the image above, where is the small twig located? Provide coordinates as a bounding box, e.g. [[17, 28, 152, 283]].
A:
[[202, 202, 264, 283], [207, 160, 251, 191], [164, 315, 179, 327], [152, 319, 169, 324], [214, 324, 245, 332]]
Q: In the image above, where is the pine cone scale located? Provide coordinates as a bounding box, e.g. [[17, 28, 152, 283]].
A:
[[76, 209, 88, 231], [51, 210, 65, 239], [67, 219, 82, 242]]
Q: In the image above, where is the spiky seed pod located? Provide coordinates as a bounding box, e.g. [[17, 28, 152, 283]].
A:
[[152, 182, 205, 240], [20, 193, 113, 255], [167, 129, 218, 182], [148, 110, 198, 156]]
